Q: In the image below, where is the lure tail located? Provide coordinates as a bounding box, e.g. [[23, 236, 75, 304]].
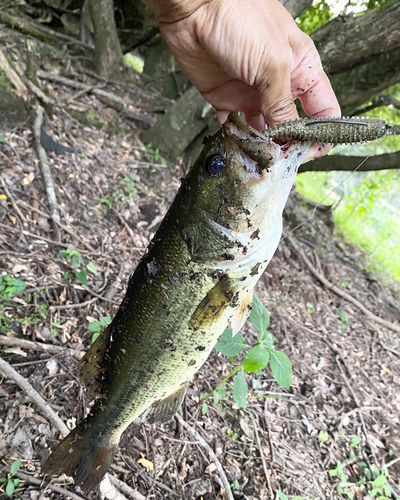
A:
[[42, 419, 118, 492]]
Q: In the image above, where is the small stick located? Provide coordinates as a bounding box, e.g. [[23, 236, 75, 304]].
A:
[[108, 475, 146, 500], [287, 234, 400, 334], [0, 356, 133, 499], [0, 336, 85, 360], [33, 106, 61, 241], [0, 49, 28, 96], [49, 297, 97, 311], [0, 356, 69, 435], [1, 466, 84, 500], [248, 411, 273, 498], [175, 414, 234, 500]]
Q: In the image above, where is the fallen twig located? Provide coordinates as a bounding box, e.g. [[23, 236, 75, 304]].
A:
[[0, 336, 84, 360], [287, 234, 400, 334], [248, 411, 273, 498], [1, 466, 85, 500], [33, 106, 61, 241], [175, 413, 234, 500], [0, 11, 93, 50], [49, 297, 97, 311], [108, 475, 145, 500], [38, 71, 153, 125], [0, 356, 137, 499], [0, 356, 69, 434], [0, 48, 28, 96]]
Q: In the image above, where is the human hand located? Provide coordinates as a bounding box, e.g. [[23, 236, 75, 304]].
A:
[[143, 0, 341, 161]]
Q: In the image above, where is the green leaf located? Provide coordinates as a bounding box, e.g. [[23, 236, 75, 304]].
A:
[[201, 403, 208, 415], [92, 331, 101, 343], [350, 435, 362, 448], [0, 135, 6, 142], [243, 345, 269, 372], [13, 479, 20, 488], [269, 349, 292, 389], [6, 480, 15, 497], [249, 294, 270, 334], [10, 459, 21, 474], [0, 478, 7, 483], [384, 484, 391, 497], [215, 328, 247, 357], [277, 492, 289, 500], [373, 475, 386, 488], [213, 389, 227, 405], [88, 320, 102, 332], [370, 488, 378, 498], [318, 431, 329, 444], [261, 330, 276, 349], [75, 270, 88, 286], [232, 370, 248, 408], [87, 261, 98, 275]]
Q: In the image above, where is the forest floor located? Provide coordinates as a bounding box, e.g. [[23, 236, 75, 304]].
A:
[[0, 20, 400, 500]]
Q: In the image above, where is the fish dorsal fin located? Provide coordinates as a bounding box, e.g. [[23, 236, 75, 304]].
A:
[[78, 326, 112, 393], [230, 290, 253, 336], [143, 383, 188, 424]]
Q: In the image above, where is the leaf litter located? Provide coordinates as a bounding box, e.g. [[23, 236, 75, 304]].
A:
[[0, 21, 399, 500]]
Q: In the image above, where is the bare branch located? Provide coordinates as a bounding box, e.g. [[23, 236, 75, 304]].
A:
[[353, 94, 400, 115], [299, 150, 400, 173]]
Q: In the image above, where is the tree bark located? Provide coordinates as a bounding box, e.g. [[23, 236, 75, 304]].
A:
[[312, 3, 400, 114], [88, 0, 122, 78], [280, 0, 313, 19], [141, 86, 214, 161], [299, 151, 400, 174]]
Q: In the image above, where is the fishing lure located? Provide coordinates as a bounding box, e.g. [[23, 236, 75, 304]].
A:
[[265, 116, 392, 144]]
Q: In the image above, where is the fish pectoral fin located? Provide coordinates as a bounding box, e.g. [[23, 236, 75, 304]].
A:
[[189, 277, 231, 330], [229, 290, 253, 336], [143, 383, 188, 424], [78, 326, 111, 393]]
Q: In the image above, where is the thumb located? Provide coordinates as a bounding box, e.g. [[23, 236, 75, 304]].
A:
[[258, 59, 299, 127]]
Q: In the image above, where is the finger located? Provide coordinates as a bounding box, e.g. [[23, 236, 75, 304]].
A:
[[293, 42, 341, 119], [302, 143, 333, 164], [258, 59, 299, 127], [216, 110, 230, 125], [244, 112, 265, 131]]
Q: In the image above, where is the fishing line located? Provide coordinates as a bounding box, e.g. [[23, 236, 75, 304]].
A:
[[280, 136, 387, 243]]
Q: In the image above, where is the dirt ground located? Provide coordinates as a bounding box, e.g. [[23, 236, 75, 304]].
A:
[[0, 23, 400, 500]]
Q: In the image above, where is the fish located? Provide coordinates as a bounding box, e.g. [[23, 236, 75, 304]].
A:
[[42, 112, 311, 491]]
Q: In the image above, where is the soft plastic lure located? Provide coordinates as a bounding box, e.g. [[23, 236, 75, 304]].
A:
[[265, 116, 392, 144]]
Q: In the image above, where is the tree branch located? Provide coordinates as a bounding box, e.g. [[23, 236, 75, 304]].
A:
[[299, 151, 400, 173], [353, 95, 400, 115]]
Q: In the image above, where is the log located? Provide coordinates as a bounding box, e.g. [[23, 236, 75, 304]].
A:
[[141, 86, 214, 161]]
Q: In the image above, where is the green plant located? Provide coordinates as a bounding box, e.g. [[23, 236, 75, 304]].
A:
[[0, 275, 27, 302], [59, 249, 98, 286], [88, 316, 111, 342], [142, 144, 166, 165], [203, 295, 292, 409], [276, 491, 303, 500], [0, 458, 21, 497], [328, 436, 394, 499]]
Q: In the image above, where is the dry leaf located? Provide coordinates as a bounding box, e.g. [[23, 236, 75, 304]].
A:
[[0, 194, 7, 200], [9, 215, 17, 224], [137, 457, 154, 471], [205, 463, 216, 475]]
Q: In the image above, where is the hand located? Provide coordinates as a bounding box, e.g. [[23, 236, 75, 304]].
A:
[[144, 0, 341, 160]]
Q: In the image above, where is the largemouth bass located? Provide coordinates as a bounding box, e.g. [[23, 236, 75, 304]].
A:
[[42, 113, 310, 491]]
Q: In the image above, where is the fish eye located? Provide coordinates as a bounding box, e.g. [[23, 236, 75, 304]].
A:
[[206, 155, 226, 177]]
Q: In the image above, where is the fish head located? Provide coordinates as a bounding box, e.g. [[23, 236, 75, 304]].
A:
[[184, 113, 310, 264]]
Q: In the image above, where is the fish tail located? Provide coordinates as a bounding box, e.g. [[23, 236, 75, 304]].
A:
[[42, 418, 118, 492]]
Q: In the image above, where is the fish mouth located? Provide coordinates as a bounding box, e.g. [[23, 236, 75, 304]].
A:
[[223, 112, 309, 181]]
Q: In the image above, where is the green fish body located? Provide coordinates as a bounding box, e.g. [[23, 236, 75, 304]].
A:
[[42, 113, 309, 490]]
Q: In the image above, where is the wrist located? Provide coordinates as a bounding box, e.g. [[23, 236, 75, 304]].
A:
[[142, 0, 213, 23]]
